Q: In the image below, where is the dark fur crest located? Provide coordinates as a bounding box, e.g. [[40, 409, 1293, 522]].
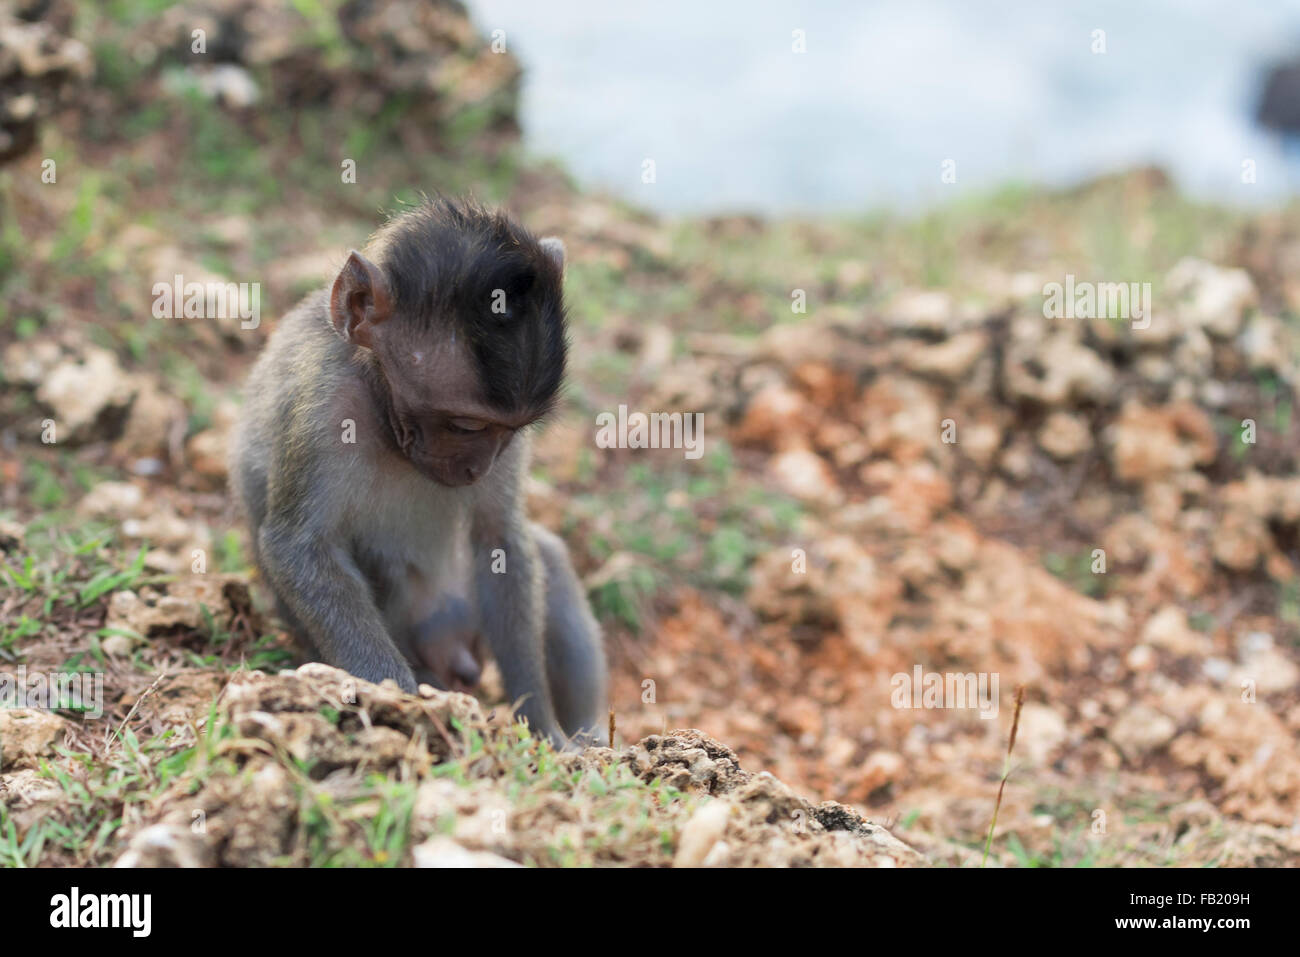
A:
[[373, 197, 568, 418]]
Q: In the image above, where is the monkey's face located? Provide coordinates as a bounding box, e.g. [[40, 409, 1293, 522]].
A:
[[374, 333, 530, 488], [328, 203, 569, 488], [393, 411, 516, 489]]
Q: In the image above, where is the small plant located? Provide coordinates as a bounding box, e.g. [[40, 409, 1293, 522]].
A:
[[981, 684, 1026, 867]]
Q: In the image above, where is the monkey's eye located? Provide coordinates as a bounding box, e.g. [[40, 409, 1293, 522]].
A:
[[446, 418, 488, 435]]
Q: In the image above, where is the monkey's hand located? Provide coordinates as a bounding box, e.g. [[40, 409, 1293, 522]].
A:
[[259, 526, 419, 692], [554, 727, 607, 753], [552, 733, 584, 754]]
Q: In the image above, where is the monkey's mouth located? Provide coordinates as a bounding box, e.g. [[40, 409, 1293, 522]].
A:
[[409, 456, 478, 488], [430, 471, 476, 488]]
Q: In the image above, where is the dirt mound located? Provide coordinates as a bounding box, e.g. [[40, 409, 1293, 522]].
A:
[[107, 664, 921, 867]]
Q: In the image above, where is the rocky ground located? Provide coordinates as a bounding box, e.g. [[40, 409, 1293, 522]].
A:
[[1, 0, 1298, 867]]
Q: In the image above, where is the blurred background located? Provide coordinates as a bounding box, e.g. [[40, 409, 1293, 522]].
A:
[[1, 0, 1299, 868], [476, 0, 1300, 213]]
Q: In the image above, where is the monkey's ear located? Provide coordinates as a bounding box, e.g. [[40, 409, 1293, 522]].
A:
[[330, 250, 392, 348], [539, 236, 565, 273]]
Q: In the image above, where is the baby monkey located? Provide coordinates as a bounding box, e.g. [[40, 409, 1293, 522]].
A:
[[231, 198, 607, 748]]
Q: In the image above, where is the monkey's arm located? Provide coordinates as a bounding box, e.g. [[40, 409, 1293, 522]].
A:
[[259, 523, 418, 692], [470, 452, 565, 746]]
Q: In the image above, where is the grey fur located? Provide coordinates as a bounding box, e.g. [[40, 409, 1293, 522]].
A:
[[230, 281, 606, 748]]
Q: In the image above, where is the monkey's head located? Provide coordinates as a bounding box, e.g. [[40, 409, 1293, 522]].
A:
[[329, 198, 568, 488]]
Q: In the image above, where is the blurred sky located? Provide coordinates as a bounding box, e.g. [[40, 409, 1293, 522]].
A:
[[468, 0, 1300, 215]]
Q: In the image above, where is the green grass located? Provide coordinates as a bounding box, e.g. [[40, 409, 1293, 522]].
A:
[[1043, 549, 1108, 598], [0, 526, 163, 666], [0, 711, 222, 867], [0, 661, 702, 866], [581, 443, 802, 609]]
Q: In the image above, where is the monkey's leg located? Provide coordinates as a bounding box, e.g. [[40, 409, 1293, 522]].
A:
[[531, 524, 609, 745], [258, 526, 419, 692], [472, 518, 568, 747], [271, 593, 322, 661]]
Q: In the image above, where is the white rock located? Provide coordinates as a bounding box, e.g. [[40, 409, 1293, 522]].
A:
[[1109, 703, 1177, 760], [411, 837, 521, 868], [101, 633, 135, 657], [77, 480, 145, 519], [0, 710, 66, 769], [887, 290, 954, 333], [1037, 411, 1092, 460], [114, 824, 206, 868], [1005, 333, 1114, 406], [36, 347, 136, 434], [1233, 647, 1300, 695], [196, 64, 261, 108], [768, 449, 843, 506], [898, 332, 986, 380], [1166, 257, 1257, 339], [1202, 657, 1232, 683], [1141, 606, 1208, 656], [1015, 704, 1068, 766], [3, 339, 62, 384], [1236, 316, 1289, 372], [673, 800, 732, 867]]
